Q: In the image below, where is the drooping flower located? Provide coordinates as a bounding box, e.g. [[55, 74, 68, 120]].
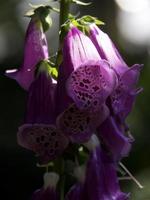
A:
[[83, 135, 129, 200], [97, 117, 133, 161], [62, 26, 117, 112], [89, 23, 142, 121], [17, 61, 69, 164], [66, 135, 129, 200], [5, 16, 49, 90], [55, 25, 103, 116], [31, 172, 59, 200]]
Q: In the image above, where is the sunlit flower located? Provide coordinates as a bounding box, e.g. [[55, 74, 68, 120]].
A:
[[5, 16, 49, 90], [97, 117, 133, 161], [88, 23, 142, 159], [89, 23, 142, 121], [63, 26, 117, 112]]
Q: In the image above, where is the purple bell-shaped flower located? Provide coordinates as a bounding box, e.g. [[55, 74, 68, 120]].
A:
[[5, 16, 49, 90], [17, 61, 69, 164]]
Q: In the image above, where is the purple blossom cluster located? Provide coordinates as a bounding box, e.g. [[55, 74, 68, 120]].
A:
[[6, 14, 142, 200]]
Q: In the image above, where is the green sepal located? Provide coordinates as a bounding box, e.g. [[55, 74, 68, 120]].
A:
[[35, 60, 58, 80], [72, 0, 92, 6], [78, 15, 105, 26], [24, 4, 60, 32], [34, 6, 52, 32]]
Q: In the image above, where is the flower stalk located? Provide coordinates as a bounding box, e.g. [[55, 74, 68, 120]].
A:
[[59, 0, 70, 28]]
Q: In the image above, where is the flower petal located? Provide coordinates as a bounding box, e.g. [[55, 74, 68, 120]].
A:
[[17, 124, 69, 164], [57, 103, 108, 143], [97, 117, 133, 161], [5, 17, 49, 90], [65, 183, 84, 200], [110, 64, 143, 119], [67, 60, 117, 111], [63, 26, 101, 75], [89, 24, 128, 75], [25, 71, 55, 124], [84, 146, 129, 200]]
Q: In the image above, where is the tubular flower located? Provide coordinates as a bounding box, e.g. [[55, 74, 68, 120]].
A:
[[55, 25, 103, 116], [63, 26, 117, 112], [31, 172, 59, 200], [89, 23, 142, 121], [83, 135, 129, 200], [97, 117, 133, 161], [5, 16, 49, 90], [66, 135, 129, 200], [17, 62, 69, 164]]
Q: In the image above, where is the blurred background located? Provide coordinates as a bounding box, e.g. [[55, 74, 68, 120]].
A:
[[0, 0, 150, 199]]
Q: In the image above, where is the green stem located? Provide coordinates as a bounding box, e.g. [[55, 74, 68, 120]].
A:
[[56, 0, 70, 67], [60, 158, 65, 200], [59, 0, 70, 29]]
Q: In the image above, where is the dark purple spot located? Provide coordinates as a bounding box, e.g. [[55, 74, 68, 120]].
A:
[[51, 132, 56, 136], [49, 149, 54, 154], [83, 79, 90, 84], [93, 101, 98, 105], [93, 86, 99, 92], [41, 135, 45, 141], [36, 137, 40, 143], [44, 142, 49, 147], [79, 82, 84, 87], [55, 141, 58, 148]]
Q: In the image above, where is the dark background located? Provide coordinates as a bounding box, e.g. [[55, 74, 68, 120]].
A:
[[0, 0, 150, 199]]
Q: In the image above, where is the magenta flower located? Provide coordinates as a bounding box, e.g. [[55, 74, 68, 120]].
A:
[[55, 25, 102, 116], [97, 117, 133, 161], [65, 135, 129, 200], [31, 172, 59, 200], [63, 26, 117, 112], [5, 16, 49, 90], [89, 24, 142, 121], [17, 62, 69, 164], [84, 144, 129, 200], [88, 24, 142, 160]]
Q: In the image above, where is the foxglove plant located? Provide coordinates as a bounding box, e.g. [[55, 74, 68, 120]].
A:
[[5, 1, 142, 200]]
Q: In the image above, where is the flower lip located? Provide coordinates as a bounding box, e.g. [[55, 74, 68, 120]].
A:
[[66, 59, 117, 111], [17, 124, 69, 164], [56, 103, 109, 143]]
